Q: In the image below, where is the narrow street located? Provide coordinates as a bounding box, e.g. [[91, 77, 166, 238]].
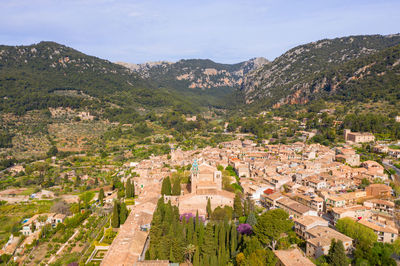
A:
[[382, 160, 400, 180]]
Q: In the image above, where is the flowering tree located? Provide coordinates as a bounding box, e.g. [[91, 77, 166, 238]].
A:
[[180, 213, 205, 223], [180, 213, 195, 221], [237, 223, 252, 235]]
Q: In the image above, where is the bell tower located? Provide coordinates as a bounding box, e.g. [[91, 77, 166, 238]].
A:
[[214, 171, 222, 191], [191, 159, 199, 194]]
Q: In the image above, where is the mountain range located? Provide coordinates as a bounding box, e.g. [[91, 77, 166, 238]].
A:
[[1, 34, 400, 120]]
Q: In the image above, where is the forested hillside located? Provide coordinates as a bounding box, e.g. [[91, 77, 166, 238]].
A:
[[0, 42, 199, 119], [240, 34, 400, 108]]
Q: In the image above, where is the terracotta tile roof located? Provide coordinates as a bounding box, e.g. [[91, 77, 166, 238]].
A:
[[273, 248, 314, 266]]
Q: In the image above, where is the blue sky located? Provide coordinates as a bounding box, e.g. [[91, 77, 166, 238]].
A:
[[1, 0, 399, 63]]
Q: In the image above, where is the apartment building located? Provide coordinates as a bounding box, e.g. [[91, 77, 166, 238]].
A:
[[305, 226, 353, 258], [358, 217, 398, 243], [330, 205, 371, 224], [364, 199, 394, 216], [294, 216, 329, 240]]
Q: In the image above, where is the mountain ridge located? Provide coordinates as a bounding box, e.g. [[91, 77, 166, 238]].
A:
[[240, 34, 400, 107], [116, 57, 269, 90]]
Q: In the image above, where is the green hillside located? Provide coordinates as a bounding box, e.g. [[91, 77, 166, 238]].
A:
[[241, 34, 400, 108], [0, 42, 199, 120]]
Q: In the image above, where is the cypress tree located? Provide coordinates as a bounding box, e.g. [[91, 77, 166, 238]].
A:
[[246, 212, 257, 226], [214, 224, 219, 246], [225, 223, 230, 258], [193, 228, 198, 247], [328, 239, 347, 266], [125, 179, 131, 198], [169, 245, 175, 262], [206, 198, 212, 219], [233, 193, 243, 218], [172, 178, 181, 195], [131, 179, 135, 197], [78, 199, 81, 213], [195, 211, 200, 230], [111, 201, 120, 228], [98, 188, 105, 206], [198, 220, 205, 248], [75, 175, 81, 187], [217, 247, 222, 265], [219, 225, 225, 250], [193, 247, 200, 266], [119, 202, 128, 224], [230, 224, 237, 256], [161, 177, 172, 195], [187, 217, 194, 244], [243, 199, 249, 216], [202, 223, 216, 257], [210, 254, 218, 266]]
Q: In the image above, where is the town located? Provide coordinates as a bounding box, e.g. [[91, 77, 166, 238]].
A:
[[1, 109, 400, 266], [101, 128, 400, 265], [1, 3, 400, 264]]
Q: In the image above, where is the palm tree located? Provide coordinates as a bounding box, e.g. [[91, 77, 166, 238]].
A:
[[184, 244, 196, 262]]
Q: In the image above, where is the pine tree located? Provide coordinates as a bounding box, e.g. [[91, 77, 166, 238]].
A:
[[206, 198, 212, 219], [111, 201, 120, 228], [233, 193, 243, 219], [119, 202, 128, 224], [172, 177, 181, 195], [94, 177, 99, 186], [161, 177, 172, 195], [98, 188, 105, 206]]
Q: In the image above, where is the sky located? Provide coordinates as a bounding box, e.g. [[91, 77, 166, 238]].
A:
[[1, 0, 399, 64]]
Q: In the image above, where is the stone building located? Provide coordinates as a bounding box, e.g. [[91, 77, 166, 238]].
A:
[[344, 129, 375, 143], [165, 159, 235, 216]]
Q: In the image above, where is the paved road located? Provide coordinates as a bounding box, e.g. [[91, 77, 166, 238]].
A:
[[383, 161, 400, 179]]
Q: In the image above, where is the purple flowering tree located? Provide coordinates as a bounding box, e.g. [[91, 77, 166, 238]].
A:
[[180, 213, 205, 223], [237, 223, 252, 235], [180, 213, 195, 222]]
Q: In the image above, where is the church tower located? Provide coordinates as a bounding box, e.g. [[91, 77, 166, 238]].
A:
[[191, 159, 199, 194], [213, 170, 222, 191]]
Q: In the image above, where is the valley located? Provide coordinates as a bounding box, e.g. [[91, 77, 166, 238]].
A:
[[1, 33, 400, 266]]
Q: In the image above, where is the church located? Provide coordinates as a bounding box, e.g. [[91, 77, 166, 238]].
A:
[[164, 159, 235, 216]]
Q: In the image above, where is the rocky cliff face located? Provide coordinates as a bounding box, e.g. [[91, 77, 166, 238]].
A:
[[117, 57, 269, 91], [240, 34, 400, 106]]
